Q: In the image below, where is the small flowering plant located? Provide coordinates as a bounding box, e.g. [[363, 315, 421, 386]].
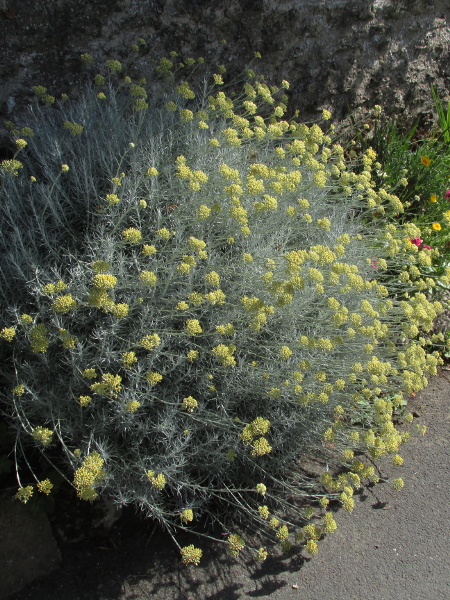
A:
[[340, 100, 450, 305], [0, 51, 443, 562]]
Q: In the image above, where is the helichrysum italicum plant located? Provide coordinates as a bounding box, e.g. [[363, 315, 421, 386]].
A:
[[0, 51, 443, 563]]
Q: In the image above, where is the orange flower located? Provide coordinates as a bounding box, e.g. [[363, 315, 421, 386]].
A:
[[429, 194, 438, 202], [421, 156, 432, 166], [432, 222, 442, 231]]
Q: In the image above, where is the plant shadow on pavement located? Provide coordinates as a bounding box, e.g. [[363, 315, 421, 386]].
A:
[[6, 495, 304, 600], [5, 385, 425, 600], [4, 391, 434, 600], [6, 440, 410, 600]]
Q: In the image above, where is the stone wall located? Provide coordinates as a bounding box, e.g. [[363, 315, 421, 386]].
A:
[[1, 0, 449, 142]]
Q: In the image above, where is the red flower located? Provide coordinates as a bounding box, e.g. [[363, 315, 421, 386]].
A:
[[444, 190, 450, 200], [410, 237, 423, 247], [422, 245, 431, 250]]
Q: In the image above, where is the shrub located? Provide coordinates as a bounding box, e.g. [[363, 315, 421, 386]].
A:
[[0, 55, 443, 562]]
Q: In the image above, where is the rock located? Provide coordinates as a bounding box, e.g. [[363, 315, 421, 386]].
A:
[[0, 499, 61, 600], [0, 0, 449, 143]]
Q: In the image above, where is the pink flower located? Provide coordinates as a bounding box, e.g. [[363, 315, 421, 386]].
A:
[[422, 245, 431, 250], [370, 258, 379, 269], [410, 237, 423, 247], [444, 190, 450, 200]]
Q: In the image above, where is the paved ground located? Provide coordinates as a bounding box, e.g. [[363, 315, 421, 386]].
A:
[[7, 371, 450, 600]]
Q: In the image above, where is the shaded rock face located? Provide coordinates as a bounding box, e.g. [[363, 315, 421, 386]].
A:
[[0, 500, 61, 600], [0, 0, 449, 139]]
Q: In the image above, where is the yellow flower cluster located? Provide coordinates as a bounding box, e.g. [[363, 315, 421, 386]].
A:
[[58, 328, 78, 349], [279, 346, 293, 360], [142, 244, 157, 256], [180, 395, 198, 412], [83, 368, 97, 379], [79, 395, 92, 407], [122, 228, 142, 243], [125, 400, 141, 412], [240, 417, 271, 456], [205, 271, 220, 287], [276, 524, 289, 541], [139, 271, 157, 286], [340, 490, 355, 512], [256, 547, 268, 561], [20, 314, 33, 325], [145, 371, 163, 385], [177, 254, 196, 274], [175, 155, 208, 191], [180, 545, 203, 565], [90, 373, 122, 397], [205, 290, 226, 305], [12, 384, 25, 396], [322, 511, 337, 533], [222, 127, 241, 146], [176, 81, 195, 99], [15, 138, 28, 149], [91, 260, 110, 273], [52, 294, 77, 314], [122, 351, 137, 369], [196, 204, 211, 219], [86, 286, 112, 310], [211, 343, 236, 366], [253, 194, 278, 212], [156, 57, 173, 76], [180, 509, 194, 523], [32, 426, 53, 446], [74, 452, 106, 500], [106, 59, 122, 73], [0, 327, 15, 341], [179, 109, 193, 122], [227, 534, 245, 557], [146, 470, 166, 490], [251, 437, 272, 456], [0, 158, 23, 175], [188, 292, 203, 305], [215, 323, 235, 335], [106, 193, 120, 205], [187, 349, 199, 362], [29, 324, 50, 353], [16, 486, 34, 503], [188, 236, 207, 254], [255, 483, 267, 495], [37, 479, 53, 495], [306, 540, 319, 555], [43, 280, 67, 295], [208, 91, 234, 117], [129, 84, 147, 98], [111, 303, 129, 319], [140, 333, 161, 351], [185, 319, 202, 335], [63, 121, 84, 136], [392, 477, 404, 491]]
